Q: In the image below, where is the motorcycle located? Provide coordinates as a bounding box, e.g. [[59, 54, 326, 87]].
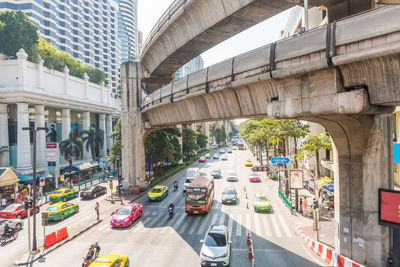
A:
[[168, 206, 174, 220], [82, 247, 99, 267], [173, 183, 178, 192], [0, 230, 18, 244]]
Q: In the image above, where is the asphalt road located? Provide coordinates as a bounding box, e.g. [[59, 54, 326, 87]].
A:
[[12, 148, 328, 267]]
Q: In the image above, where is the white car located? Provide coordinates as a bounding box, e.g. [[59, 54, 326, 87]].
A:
[[221, 154, 228, 161], [0, 218, 24, 234], [226, 171, 238, 182], [213, 154, 220, 159], [205, 153, 211, 159], [200, 225, 231, 267], [219, 149, 225, 154]]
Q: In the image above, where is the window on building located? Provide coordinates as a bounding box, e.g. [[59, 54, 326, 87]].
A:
[[84, 30, 89, 35], [73, 22, 78, 27], [95, 56, 99, 61], [73, 52, 78, 57], [59, 21, 65, 27], [44, 20, 50, 26], [95, 63, 99, 68], [84, 23, 89, 28], [44, 30, 50, 35], [95, 50, 99, 55], [73, 45, 78, 50], [84, 37, 89, 42], [44, 11, 50, 17], [73, 29, 78, 35], [85, 44, 89, 49], [60, 38, 65, 43], [85, 58, 90, 63], [73, 37, 78, 42], [60, 46, 65, 51], [60, 29, 65, 35]]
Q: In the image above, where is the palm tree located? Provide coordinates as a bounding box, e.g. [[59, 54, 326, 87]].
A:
[[80, 126, 104, 160], [59, 132, 83, 161]]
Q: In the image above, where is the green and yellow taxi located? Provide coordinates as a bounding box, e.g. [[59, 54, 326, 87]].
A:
[[245, 159, 253, 167], [43, 202, 79, 221], [252, 193, 271, 212], [147, 185, 168, 201], [49, 188, 78, 203], [89, 254, 129, 267]]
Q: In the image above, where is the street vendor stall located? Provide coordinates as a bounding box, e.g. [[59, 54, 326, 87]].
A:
[[0, 168, 19, 205]]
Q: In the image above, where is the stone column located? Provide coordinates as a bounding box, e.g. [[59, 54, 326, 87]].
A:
[[121, 62, 147, 187], [82, 112, 91, 160], [106, 114, 113, 151], [34, 105, 46, 168], [16, 49, 27, 87], [99, 114, 106, 157], [177, 124, 183, 164], [312, 114, 393, 267], [201, 122, 210, 149], [0, 104, 10, 167], [17, 103, 31, 170]]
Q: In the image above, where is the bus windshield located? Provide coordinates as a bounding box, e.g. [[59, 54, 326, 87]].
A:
[[185, 193, 207, 205]]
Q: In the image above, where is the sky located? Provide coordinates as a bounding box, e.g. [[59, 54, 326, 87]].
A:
[[137, 0, 292, 67]]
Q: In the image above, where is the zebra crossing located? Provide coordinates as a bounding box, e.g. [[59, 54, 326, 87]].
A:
[[96, 210, 293, 239]]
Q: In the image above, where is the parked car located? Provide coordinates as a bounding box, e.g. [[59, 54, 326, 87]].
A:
[[249, 172, 261, 182], [0, 218, 24, 233], [222, 187, 237, 205], [219, 149, 225, 154], [252, 165, 269, 172], [110, 203, 143, 228], [211, 144, 218, 149], [80, 185, 107, 199], [205, 153, 211, 159], [0, 203, 40, 219], [200, 225, 231, 267], [198, 156, 206, 163], [226, 171, 238, 182], [221, 154, 228, 161], [213, 154, 220, 159], [211, 169, 222, 179]]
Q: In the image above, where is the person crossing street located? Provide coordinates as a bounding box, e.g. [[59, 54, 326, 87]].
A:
[[95, 202, 99, 220]]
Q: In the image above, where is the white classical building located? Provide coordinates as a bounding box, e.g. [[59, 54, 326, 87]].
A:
[[0, 49, 120, 175]]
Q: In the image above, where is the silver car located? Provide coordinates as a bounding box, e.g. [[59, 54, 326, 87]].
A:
[[221, 154, 228, 161], [0, 218, 24, 234], [226, 171, 238, 182], [200, 225, 231, 267]]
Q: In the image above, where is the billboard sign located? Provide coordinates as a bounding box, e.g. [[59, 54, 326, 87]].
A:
[[378, 188, 400, 228], [290, 169, 303, 189]]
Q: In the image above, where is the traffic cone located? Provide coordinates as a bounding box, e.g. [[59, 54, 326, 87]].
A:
[[248, 244, 254, 259], [247, 233, 251, 246], [246, 201, 249, 209], [246, 192, 248, 199], [244, 186, 246, 192]]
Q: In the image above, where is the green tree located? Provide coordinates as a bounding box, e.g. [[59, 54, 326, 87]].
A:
[[196, 131, 208, 149], [297, 132, 332, 179], [182, 128, 199, 157], [0, 11, 39, 61], [107, 117, 121, 162], [215, 127, 226, 144], [59, 132, 83, 161], [145, 128, 182, 164], [80, 126, 105, 160]]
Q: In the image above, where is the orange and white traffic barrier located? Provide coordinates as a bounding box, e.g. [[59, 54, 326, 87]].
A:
[[248, 242, 254, 259], [247, 233, 251, 246]]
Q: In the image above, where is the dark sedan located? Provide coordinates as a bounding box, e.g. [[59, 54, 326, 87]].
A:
[[80, 185, 107, 199]]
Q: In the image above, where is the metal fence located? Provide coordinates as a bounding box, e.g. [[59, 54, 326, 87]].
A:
[[278, 188, 294, 214]]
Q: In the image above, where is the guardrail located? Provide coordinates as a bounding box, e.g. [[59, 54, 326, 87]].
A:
[[278, 188, 294, 214]]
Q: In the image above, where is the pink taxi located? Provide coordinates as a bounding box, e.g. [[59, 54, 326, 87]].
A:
[[249, 172, 261, 182], [110, 203, 143, 228]]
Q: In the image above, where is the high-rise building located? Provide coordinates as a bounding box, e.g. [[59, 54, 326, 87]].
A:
[[175, 55, 204, 80], [116, 0, 139, 62], [0, 0, 121, 89]]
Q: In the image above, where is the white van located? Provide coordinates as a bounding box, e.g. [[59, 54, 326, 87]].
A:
[[184, 167, 200, 191]]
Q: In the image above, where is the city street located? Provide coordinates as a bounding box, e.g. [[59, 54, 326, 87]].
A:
[[21, 148, 327, 267]]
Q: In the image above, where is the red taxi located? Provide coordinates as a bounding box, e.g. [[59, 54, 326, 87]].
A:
[[249, 172, 261, 182], [0, 203, 40, 219]]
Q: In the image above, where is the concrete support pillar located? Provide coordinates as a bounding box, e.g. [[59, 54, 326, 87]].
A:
[[0, 104, 10, 167], [191, 123, 196, 132], [17, 103, 31, 170], [201, 122, 210, 149], [121, 62, 147, 187], [99, 114, 106, 157], [106, 114, 113, 152], [34, 105, 46, 168], [82, 112, 91, 160], [61, 109, 71, 142], [177, 124, 183, 164], [312, 113, 393, 267]]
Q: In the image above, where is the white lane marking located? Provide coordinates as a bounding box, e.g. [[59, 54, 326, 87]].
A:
[[98, 221, 110, 232], [187, 216, 201, 235], [179, 215, 193, 234], [139, 212, 163, 233], [270, 215, 282, 237], [254, 214, 262, 237], [218, 213, 226, 225], [160, 214, 175, 234], [196, 214, 211, 235], [137, 215, 155, 233], [171, 213, 186, 233], [227, 215, 233, 234], [245, 214, 251, 235], [262, 215, 272, 237], [277, 214, 292, 237], [235, 214, 242, 237]]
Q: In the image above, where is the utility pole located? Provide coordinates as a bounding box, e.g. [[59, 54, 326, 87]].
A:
[[22, 126, 47, 253]]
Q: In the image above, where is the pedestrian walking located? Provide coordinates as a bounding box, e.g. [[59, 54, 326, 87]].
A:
[[95, 202, 99, 220], [302, 197, 307, 216], [299, 198, 303, 213]]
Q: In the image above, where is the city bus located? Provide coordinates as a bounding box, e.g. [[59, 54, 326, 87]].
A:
[[185, 176, 214, 214], [238, 142, 245, 150]]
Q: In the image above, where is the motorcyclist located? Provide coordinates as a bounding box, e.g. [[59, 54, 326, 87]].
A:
[[3, 223, 14, 237], [168, 201, 175, 214], [173, 180, 178, 191], [93, 242, 101, 257], [86, 247, 95, 262]]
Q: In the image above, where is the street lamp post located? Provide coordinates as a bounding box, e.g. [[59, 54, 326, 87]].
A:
[[22, 126, 47, 253], [117, 156, 121, 197], [68, 157, 73, 189]]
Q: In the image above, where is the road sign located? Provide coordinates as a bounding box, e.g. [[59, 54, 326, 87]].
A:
[[39, 177, 45, 187], [109, 182, 113, 190], [60, 175, 64, 182], [271, 157, 291, 164]]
